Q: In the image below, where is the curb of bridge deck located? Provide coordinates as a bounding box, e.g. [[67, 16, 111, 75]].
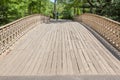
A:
[[78, 22, 120, 61]]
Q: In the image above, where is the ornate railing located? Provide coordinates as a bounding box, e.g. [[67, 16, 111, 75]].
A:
[[74, 13, 120, 51], [0, 14, 49, 55]]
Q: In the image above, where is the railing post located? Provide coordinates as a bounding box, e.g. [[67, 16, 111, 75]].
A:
[[0, 14, 49, 55], [74, 13, 120, 51]]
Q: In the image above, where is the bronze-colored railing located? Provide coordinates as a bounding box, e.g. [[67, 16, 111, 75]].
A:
[[74, 13, 120, 51], [0, 14, 49, 54]]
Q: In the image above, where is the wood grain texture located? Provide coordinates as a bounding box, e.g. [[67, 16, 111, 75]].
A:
[[74, 13, 120, 51], [0, 20, 120, 76]]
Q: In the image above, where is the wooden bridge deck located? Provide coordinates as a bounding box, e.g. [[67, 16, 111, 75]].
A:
[[0, 21, 120, 77]]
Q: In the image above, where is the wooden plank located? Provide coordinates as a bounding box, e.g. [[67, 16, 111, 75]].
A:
[[62, 25, 68, 75], [0, 21, 120, 76], [65, 23, 73, 75], [72, 24, 97, 74], [37, 27, 53, 75]]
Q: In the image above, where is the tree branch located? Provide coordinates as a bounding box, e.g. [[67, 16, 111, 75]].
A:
[[87, 0, 94, 7]]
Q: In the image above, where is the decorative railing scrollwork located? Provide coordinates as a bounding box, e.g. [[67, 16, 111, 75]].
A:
[[74, 13, 120, 51], [0, 14, 49, 55]]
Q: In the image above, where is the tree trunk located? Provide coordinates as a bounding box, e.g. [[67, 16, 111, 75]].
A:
[[54, 0, 57, 19], [82, 6, 85, 13], [90, 7, 93, 13], [39, 1, 41, 13]]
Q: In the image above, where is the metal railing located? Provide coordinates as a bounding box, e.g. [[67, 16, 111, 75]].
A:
[[74, 13, 120, 51], [0, 14, 49, 54]]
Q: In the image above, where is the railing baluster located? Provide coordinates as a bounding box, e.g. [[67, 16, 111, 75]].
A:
[[74, 13, 120, 51], [0, 14, 49, 55]]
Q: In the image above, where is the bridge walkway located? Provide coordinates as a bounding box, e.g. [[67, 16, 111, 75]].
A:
[[0, 20, 120, 77]]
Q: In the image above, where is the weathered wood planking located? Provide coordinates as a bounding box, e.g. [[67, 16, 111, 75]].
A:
[[0, 21, 120, 76]]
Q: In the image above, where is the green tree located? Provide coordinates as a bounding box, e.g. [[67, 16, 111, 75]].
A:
[[0, 0, 53, 26], [0, 0, 10, 25]]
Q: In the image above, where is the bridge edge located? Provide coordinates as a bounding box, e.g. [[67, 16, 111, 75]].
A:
[[80, 22, 120, 61]]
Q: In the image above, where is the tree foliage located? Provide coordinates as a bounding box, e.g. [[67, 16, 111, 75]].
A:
[[0, 0, 53, 26], [0, 0, 119, 26], [101, 0, 120, 21], [81, 0, 120, 21], [62, 0, 120, 21]]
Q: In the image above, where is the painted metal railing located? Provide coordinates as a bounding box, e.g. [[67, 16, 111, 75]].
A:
[[0, 14, 49, 55], [74, 13, 120, 51]]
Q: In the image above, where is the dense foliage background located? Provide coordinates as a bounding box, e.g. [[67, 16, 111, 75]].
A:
[[0, 0, 120, 26], [0, 0, 53, 26]]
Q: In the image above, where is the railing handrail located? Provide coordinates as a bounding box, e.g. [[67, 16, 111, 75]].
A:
[[84, 13, 120, 25], [0, 14, 43, 29], [74, 13, 120, 51], [0, 14, 49, 55]]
